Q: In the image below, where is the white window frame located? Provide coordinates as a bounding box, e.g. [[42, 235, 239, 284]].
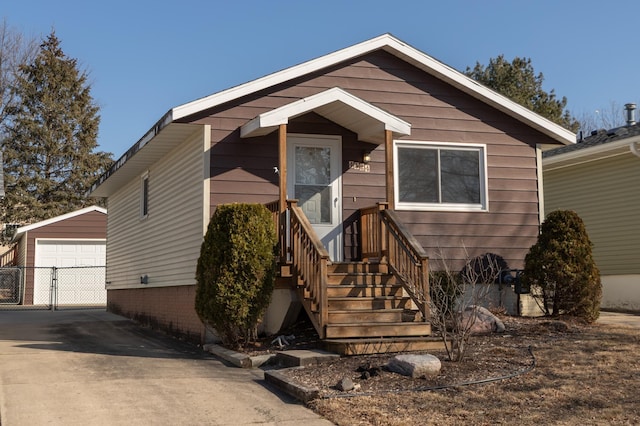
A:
[[394, 140, 488, 212], [140, 171, 149, 219]]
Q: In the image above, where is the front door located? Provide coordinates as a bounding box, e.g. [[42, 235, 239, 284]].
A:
[[287, 135, 343, 261]]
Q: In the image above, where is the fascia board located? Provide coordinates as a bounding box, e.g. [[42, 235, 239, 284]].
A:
[[174, 34, 573, 145], [11, 206, 107, 242], [544, 135, 640, 168]]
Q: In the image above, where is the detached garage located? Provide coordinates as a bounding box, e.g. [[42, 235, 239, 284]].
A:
[[10, 206, 107, 306]]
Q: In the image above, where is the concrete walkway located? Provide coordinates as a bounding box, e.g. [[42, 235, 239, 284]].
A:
[[598, 310, 640, 328], [0, 309, 333, 426]]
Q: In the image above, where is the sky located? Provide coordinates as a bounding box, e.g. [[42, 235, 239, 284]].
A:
[[3, 0, 640, 158]]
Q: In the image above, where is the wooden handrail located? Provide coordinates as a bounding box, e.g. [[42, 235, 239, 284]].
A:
[[359, 204, 430, 322], [0, 245, 17, 267], [287, 199, 330, 338]]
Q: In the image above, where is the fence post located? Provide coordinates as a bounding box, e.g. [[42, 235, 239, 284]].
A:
[[51, 267, 58, 311]]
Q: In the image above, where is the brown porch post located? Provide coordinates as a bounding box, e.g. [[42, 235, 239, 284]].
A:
[[384, 129, 395, 209], [278, 124, 288, 261]]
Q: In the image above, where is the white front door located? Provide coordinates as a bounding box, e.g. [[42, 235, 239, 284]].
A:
[[287, 135, 343, 261]]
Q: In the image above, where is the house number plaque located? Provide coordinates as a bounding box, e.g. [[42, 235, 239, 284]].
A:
[[348, 161, 370, 172]]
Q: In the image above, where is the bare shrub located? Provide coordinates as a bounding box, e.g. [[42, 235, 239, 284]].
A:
[[429, 251, 505, 362]]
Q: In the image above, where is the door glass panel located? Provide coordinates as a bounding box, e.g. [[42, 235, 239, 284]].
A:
[[295, 146, 331, 224]]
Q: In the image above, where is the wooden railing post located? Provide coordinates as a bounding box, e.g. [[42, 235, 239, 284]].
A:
[[376, 202, 388, 262]]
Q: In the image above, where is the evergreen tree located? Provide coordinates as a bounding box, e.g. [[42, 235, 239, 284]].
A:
[[465, 55, 580, 132], [2, 31, 112, 233]]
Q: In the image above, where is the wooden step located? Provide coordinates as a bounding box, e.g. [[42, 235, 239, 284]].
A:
[[328, 262, 388, 274], [323, 336, 444, 356], [326, 284, 403, 298], [328, 308, 405, 323], [327, 296, 411, 311], [324, 322, 431, 339], [327, 272, 396, 286]]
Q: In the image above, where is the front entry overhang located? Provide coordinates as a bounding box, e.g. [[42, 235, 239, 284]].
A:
[[240, 87, 411, 144]]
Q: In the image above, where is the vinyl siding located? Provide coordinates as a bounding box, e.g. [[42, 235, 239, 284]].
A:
[[106, 127, 208, 289], [182, 51, 556, 270], [544, 152, 640, 275]]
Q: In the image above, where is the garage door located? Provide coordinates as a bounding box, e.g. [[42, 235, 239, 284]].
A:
[[34, 240, 106, 305]]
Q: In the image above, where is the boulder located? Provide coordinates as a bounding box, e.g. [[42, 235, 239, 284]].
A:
[[336, 377, 354, 391], [387, 354, 441, 378], [460, 305, 505, 334]]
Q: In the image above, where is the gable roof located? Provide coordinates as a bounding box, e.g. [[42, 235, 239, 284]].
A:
[[11, 205, 107, 243], [240, 87, 411, 144], [544, 123, 640, 169], [92, 33, 575, 196]]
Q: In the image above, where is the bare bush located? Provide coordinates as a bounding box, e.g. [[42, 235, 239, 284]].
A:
[[429, 251, 505, 361]]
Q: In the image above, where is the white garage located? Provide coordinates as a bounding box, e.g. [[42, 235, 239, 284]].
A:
[[33, 239, 106, 305], [9, 206, 108, 306]]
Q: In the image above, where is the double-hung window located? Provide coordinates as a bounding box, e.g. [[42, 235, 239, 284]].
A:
[[395, 141, 488, 211]]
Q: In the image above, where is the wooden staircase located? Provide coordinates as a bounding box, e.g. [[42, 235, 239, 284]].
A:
[[269, 199, 442, 355], [324, 262, 431, 339]]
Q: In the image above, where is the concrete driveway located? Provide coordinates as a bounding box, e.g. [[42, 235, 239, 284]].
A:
[[0, 309, 333, 425]]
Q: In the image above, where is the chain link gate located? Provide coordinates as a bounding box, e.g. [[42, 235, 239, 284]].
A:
[[0, 266, 106, 310]]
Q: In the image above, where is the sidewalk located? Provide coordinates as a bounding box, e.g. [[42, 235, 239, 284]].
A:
[[597, 310, 640, 328]]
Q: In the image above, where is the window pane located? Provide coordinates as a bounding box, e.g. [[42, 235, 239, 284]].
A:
[[296, 185, 331, 224], [440, 150, 480, 204], [295, 147, 330, 185], [398, 147, 438, 203]]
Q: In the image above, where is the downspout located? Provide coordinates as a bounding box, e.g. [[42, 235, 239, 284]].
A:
[[630, 141, 640, 158]]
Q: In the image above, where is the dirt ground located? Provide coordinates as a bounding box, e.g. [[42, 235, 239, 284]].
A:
[[263, 315, 640, 425]]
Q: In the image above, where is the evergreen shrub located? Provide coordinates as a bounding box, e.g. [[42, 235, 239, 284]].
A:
[[195, 203, 277, 348], [522, 210, 602, 323]]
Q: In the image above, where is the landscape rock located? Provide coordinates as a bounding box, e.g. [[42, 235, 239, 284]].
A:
[[387, 354, 441, 378], [336, 377, 355, 391], [461, 305, 505, 334]]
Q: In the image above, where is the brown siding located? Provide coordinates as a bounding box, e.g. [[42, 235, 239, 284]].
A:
[[108, 285, 205, 343], [183, 50, 560, 270]]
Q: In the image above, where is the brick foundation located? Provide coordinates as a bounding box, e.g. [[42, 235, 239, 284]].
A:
[[107, 286, 205, 344]]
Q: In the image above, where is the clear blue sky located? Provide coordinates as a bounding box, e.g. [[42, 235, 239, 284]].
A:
[[4, 0, 639, 157]]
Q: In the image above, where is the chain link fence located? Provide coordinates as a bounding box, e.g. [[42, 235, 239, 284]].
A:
[[0, 266, 106, 310]]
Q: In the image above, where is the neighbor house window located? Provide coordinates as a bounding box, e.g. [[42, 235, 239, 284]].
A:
[[394, 141, 488, 211], [141, 172, 149, 218]]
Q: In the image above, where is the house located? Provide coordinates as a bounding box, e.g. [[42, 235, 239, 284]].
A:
[[0, 206, 107, 306], [90, 34, 573, 348], [543, 104, 640, 312]]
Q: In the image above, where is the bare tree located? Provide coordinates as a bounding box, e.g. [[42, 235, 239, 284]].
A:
[[429, 250, 504, 362], [577, 100, 640, 137], [0, 19, 37, 136]]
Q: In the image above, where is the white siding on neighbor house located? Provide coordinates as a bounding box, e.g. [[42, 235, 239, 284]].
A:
[[544, 152, 640, 276], [106, 126, 210, 289]]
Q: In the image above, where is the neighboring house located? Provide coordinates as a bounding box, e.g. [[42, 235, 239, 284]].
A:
[[543, 104, 640, 312], [1, 206, 107, 305], [90, 34, 573, 347]]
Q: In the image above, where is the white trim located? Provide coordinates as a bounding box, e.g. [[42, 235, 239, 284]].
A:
[[172, 34, 573, 145], [202, 125, 211, 235], [240, 87, 411, 143], [536, 145, 545, 222], [11, 206, 107, 242], [544, 135, 640, 168], [394, 140, 488, 212]]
